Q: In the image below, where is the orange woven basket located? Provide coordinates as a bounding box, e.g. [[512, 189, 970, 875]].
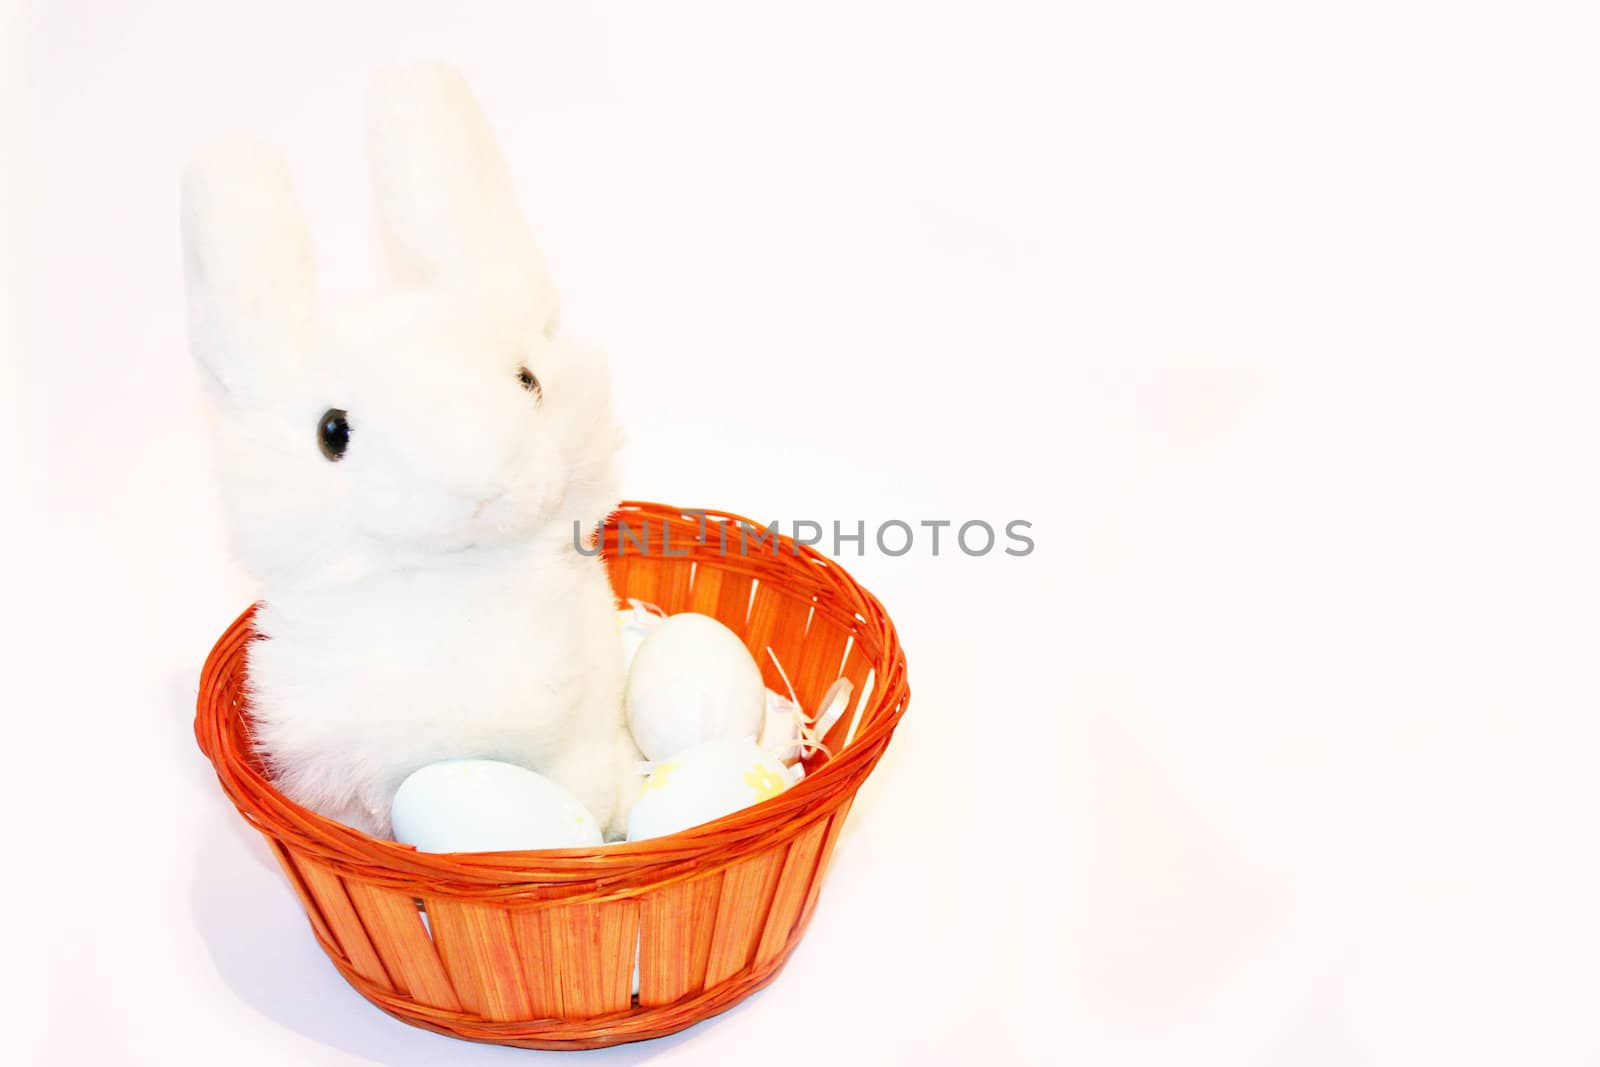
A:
[[194, 501, 910, 1050]]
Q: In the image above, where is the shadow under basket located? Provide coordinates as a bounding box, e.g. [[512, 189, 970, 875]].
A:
[[194, 501, 910, 1050]]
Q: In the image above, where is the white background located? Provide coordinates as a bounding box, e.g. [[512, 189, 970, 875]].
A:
[[6, 2, 1600, 1064]]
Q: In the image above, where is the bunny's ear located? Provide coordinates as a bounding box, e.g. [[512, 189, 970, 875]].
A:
[[181, 142, 316, 405], [367, 64, 559, 334]]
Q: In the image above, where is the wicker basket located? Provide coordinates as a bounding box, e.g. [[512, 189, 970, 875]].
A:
[[194, 501, 909, 1050]]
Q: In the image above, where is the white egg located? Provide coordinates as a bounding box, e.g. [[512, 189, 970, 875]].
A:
[[624, 612, 766, 761], [391, 759, 604, 853], [626, 737, 796, 841]]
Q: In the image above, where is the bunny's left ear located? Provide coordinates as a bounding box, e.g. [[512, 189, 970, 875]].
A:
[[181, 141, 317, 405], [367, 64, 560, 336]]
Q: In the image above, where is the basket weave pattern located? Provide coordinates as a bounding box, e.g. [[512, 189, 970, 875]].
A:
[[194, 501, 909, 1049]]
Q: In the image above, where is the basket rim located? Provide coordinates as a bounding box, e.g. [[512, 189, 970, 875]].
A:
[[194, 500, 910, 900]]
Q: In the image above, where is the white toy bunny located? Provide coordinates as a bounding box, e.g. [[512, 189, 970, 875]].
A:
[[182, 66, 639, 838]]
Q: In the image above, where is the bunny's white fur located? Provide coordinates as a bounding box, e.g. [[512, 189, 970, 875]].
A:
[[183, 66, 638, 837]]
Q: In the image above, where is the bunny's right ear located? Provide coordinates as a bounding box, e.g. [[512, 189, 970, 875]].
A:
[[367, 65, 560, 335], [181, 142, 316, 405]]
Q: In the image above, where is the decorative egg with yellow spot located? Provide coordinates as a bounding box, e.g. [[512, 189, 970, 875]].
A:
[[625, 737, 797, 841]]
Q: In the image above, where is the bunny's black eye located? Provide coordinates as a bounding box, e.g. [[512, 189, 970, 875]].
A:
[[517, 366, 541, 400], [317, 408, 350, 461]]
